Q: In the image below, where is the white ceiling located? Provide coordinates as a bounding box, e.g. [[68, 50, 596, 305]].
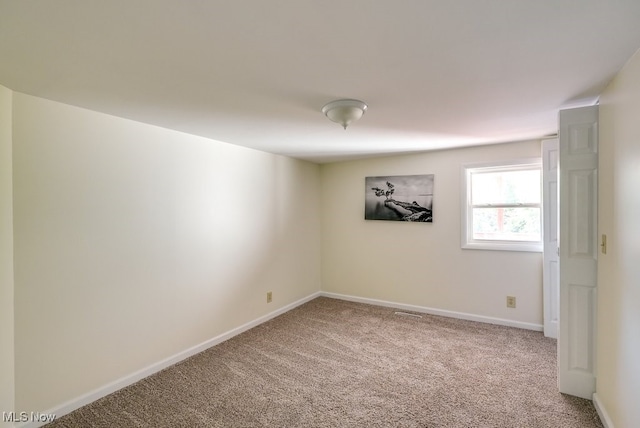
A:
[[1, 1, 640, 163]]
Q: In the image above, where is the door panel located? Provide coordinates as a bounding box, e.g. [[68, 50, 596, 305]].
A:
[[558, 105, 598, 399], [542, 138, 559, 338]]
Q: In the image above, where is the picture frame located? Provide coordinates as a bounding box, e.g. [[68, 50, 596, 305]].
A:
[[365, 174, 434, 222]]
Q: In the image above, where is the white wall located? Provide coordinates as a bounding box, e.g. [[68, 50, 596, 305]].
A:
[[597, 49, 640, 427], [0, 86, 15, 426], [320, 141, 543, 326], [11, 93, 321, 413]]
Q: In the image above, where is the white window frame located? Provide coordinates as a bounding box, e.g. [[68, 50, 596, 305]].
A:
[[461, 158, 543, 252]]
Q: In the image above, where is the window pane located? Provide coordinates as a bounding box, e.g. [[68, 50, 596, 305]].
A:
[[472, 207, 541, 241], [471, 170, 540, 205]]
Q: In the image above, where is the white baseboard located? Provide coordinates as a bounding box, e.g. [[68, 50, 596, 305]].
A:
[[320, 292, 544, 331], [593, 393, 614, 428], [18, 291, 321, 428]]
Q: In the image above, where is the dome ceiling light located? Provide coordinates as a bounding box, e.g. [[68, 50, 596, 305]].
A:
[[321, 99, 368, 130]]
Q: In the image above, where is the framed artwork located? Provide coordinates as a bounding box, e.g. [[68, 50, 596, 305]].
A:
[[365, 174, 433, 222]]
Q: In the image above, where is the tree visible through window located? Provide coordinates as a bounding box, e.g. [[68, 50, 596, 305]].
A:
[[462, 160, 542, 251]]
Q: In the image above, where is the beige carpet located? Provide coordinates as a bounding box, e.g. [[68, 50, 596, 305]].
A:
[[47, 297, 602, 427]]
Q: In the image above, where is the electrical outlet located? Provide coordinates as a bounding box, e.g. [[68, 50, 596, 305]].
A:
[[506, 296, 516, 308], [267, 291, 272, 303]]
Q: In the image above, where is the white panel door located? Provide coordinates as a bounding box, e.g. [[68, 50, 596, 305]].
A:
[[542, 138, 559, 339], [558, 105, 598, 399]]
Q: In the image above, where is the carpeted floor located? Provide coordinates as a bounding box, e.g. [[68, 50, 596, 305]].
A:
[[47, 297, 603, 427]]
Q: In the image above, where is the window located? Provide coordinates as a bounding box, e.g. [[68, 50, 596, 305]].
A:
[[462, 159, 542, 252]]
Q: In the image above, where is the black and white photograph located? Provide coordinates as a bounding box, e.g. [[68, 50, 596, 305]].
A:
[[365, 174, 434, 222]]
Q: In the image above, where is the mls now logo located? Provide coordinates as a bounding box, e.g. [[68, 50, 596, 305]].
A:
[[3, 411, 57, 423]]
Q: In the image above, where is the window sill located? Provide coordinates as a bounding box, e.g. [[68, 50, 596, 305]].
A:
[[462, 242, 543, 252]]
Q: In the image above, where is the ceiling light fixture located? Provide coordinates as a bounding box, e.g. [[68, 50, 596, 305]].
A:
[[322, 99, 368, 130]]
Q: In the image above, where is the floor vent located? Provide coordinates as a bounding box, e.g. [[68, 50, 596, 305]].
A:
[[394, 311, 423, 319]]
